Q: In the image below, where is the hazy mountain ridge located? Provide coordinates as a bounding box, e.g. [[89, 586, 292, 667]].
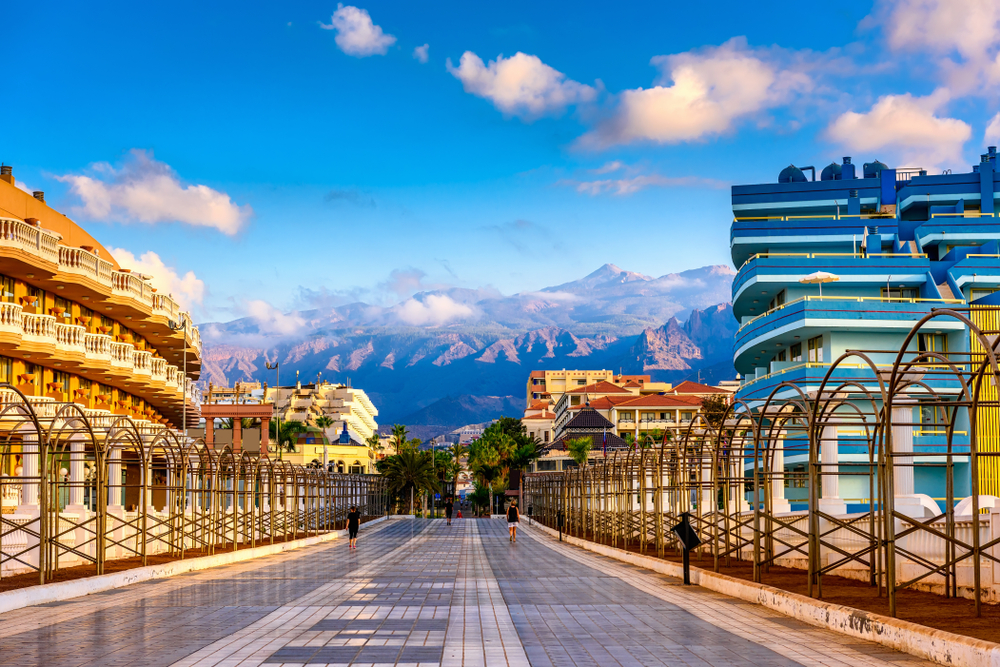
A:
[[200, 264, 738, 436]]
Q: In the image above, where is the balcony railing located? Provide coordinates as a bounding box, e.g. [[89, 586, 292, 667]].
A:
[[0, 217, 60, 263], [21, 313, 56, 343], [55, 322, 86, 354], [133, 349, 153, 377], [58, 246, 114, 283], [151, 357, 167, 381], [0, 302, 22, 333], [111, 271, 154, 308], [110, 341, 134, 369], [85, 332, 113, 360]]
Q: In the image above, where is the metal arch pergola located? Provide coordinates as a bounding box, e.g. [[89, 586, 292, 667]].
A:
[[0, 385, 389, 586], [525, 307, 1000, 618]]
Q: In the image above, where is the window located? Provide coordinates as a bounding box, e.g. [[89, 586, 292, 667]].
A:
[[659, 412, 668, 420], [576, 379, 586, 386], [641, 411, 656, 422], [790, 343, 803, 362], [920, 405, 947, 433], [971, 288, 997, 302], [538, 460, 558, 471], [808, 336, 823, 362], [881, 287, 918, 300], [619, 411, 634, 422], [777, 349, 787, 362], [570, 395, 580, 406], [25, 285, 44, 313], [543, 430, 550, 443], [681, 411, 693, 422], [0, 275, 13, 303], [767, 289, 786, 312], [0, 356, 10, 383], [919, 333, 947, 354], [532, 393, 539, 399], [53, 296, 72, 320]]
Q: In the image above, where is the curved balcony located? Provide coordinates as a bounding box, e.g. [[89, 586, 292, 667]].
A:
[[21, 312, 56, 344], [85, 332, 112, 362], [55, 322, 86, 354], [0, 302, 22, 334], [733, 252, 932, 313], [0, 216, 201, 363], [733, 295, 965, 373], [133, 349, 153, 378], [110, 341, 135, 370]]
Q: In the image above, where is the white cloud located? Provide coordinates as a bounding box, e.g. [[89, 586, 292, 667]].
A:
[[14, 179, 35, 195], [394, 294, 475, 326], [107, 247, 205, 310], [321, 4, 396, 57], [870, 0, 1000, 93], [245, 299, 306, 336], [581, 38, 811, 148], [563, 174, 727, 196], [56, 150, 250, 235], [413, 43, 429, 64], [447, 51, 597, 120], [986, 112, 1000, 144], [826, 89, 971, 169], [591, 161, 625, 174]]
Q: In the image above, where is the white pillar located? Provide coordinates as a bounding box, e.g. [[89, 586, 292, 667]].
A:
[[891, 405, 932, 519], [108, 448, 123, 508], [18, 435, 40, 510], [892, 406, 914, 496], [700, 457, 714, 513], [818, 425, 847, 515], [67, 439, 86, 511], [771, 434, 791, 513]]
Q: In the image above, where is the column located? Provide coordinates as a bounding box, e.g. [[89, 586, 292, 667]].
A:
[[818, 425, 847, 515], [108, 448, 123, 508], [891, 405, 933, 518], [771, 433, 791, 513], [233, 416, 242, 453], [260, 417, 270, 457], [700, 457, 715, 514], [66, 438, 86, 512], [17, 435, 40, 511]]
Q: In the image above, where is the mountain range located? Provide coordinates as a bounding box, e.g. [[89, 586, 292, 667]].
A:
[[200, 264, 738, 437]]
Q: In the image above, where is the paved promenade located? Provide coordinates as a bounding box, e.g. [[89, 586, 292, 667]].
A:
[[0, 519, 935, 667]]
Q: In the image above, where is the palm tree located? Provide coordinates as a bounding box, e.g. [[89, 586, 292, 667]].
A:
[[566, 437, 592, 466], [391, 424, 411, 454], [365, 432, 383, 455], [269, 419, 306, 457], [507, 437, 544, 506], [448, 443, 467, 497], [219, 417, 255, 429], [381, 448, 438, 514], [468, 482, 490, 516], [315, 415, 335, 432]]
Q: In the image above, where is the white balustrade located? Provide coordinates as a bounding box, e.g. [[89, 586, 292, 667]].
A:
[[110, 341, 134, 369], [133, 349, 153, 376], [58, 246, 114, 285], [0, 301, 22, 333], [84, 332, 113, 361], [55, 322, 86, 353], [21, 312, 56, 343]]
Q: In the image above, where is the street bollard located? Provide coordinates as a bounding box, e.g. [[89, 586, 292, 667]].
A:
[[557, 509, 564, 541], [670, 512, 702, 585]]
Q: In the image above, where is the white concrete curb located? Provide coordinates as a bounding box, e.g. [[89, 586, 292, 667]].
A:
[[0, 515, 390, 616], [526, 521, 1000, 667]]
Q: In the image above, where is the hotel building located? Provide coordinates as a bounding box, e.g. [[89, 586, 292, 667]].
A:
[[0, 165, 200, 429], [731, 151, 1000, 508]]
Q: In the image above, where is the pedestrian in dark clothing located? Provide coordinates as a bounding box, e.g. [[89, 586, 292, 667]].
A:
[[347, 506, 361, 549], [445, 498, 454, 526], [507, 500, 520, 542]]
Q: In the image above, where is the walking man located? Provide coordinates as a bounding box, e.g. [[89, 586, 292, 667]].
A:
[[445, 497, 454, 526], [347, 505, 361, 549], [507, 499, 520, 543]]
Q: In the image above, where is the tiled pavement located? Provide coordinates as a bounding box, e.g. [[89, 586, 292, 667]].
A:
[[0, 518, 937, 667]]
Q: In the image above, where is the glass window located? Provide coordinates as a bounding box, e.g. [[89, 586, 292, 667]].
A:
[[0, 275, 13, 303], [576, 379, 586, 385], [919, 333, 947, 353], [808, 336, 823, 362], [53, 296, 72, 320], [543, 430, 550, 443], [777, 349, 786, 362], [0, 356, 10, 383], [767, 289, 786, 311], [790, 343, 803, 362], [570, 395, 580, 406], [881, 287, 918, 300]]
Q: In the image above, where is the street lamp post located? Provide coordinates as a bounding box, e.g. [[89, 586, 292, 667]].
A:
[[168, 318, 189, 437], [265, 361, 280, 459]]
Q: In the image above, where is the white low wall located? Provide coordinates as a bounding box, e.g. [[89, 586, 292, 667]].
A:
[[526, 520, 1000, 667], [0, 516, 389, 616]]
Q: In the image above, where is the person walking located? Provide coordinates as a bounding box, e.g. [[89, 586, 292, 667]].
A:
[[507, 499, 520, 543], [347, 505, 361, 549], [444, 497, 454, 526]]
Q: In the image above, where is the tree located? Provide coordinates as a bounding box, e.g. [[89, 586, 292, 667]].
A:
[[391, 424, 411, 453], [448, 443, 467, 497], [566, 437, 592, 466], [269, 420, 306, 456], [219, 417, 255, 429], [468, 483, 490, 516], [381, 448, 438, 514], [365, 432, 383, 454], [315, 416, 335, 432], [701, 394, 730, 430], [507, 437, 544, 505]]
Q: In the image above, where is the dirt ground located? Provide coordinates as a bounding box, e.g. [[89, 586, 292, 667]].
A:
[[565, 529, 1000, 644], [0, 517, 378, 595]]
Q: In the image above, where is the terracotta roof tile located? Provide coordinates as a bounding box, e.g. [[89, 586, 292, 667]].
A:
[[672, 381, 731, 394], [618, 394, 702, 408], [566, 380, 633, 395], [523, 411, 556, 420]]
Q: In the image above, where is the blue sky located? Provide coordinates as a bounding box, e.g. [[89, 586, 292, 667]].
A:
[[7, 0, 1000, 329]]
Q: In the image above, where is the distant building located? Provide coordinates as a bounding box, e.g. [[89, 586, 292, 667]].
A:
[[264, 379, 379, 452]]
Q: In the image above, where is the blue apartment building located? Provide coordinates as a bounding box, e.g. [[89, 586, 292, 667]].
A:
[[730, 150, 1000, 507]]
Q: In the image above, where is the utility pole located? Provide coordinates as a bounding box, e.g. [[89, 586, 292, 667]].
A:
[[265, 360, 280, 459], [169, 318, 190, 437]]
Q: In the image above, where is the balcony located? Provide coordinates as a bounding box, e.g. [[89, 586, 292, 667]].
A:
[[110, 341, 134, 370], [0, 302, 22, 334], [733, 252, 931, 307], [54, 322, 86, 354], [21, 313, 56, 345], [133, 350, 153, 378], [85, 332, 112, 362], [730, 213, 897, 267]]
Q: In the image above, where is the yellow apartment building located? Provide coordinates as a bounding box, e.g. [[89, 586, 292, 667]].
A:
[[0, 165, 200, 429]]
